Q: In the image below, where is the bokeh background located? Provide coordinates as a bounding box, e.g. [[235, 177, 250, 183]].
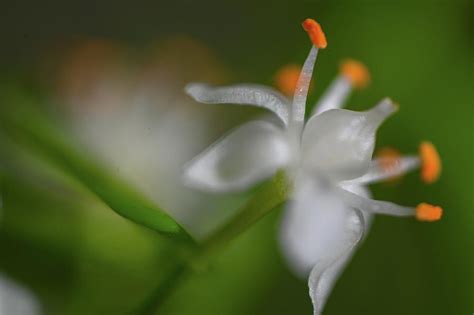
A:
[[0, 0, 473, 314]]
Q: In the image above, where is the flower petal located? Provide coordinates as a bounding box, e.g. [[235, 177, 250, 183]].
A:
[[306, 183, 372, 315], [279, 175, 364, 278], [185, 83, 290, 125], [183, 120, 289, 192], [307, 206, 365, 315], [340, 183, 374, 230], [301, 98, 397, 181]]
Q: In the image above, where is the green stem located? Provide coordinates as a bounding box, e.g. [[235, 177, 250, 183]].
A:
[[133, 172, 289, 315], [132, 261, 190, 315]]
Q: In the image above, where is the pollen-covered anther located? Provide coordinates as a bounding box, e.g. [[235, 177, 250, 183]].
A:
[[275, 64, 303, 96], [419, 141, 441, 184], [302, 19, 327, 49], [340, 59, 370, 89], [416, 203, 443, 222]]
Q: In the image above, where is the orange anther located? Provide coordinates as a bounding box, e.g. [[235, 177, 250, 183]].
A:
[[302, 19, 327, 49], [274, 64, 303, 96], [340, 59, 370, 89], [419, 141, 441, 184], [416, 203, 443, 222]]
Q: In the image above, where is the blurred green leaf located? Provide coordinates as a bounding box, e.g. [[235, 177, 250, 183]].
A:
[[0, 89, 196, 245]]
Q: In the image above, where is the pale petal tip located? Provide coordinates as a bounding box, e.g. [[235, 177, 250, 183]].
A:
[[369, 97, 398, 121], [184, 82, 205, 98], [416, 203, 443, 222], [419, 141, 441, 184], [302, 19, 327, 49], [381, 97, 399, 112]]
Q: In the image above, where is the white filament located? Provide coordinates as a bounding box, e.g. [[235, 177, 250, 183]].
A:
[[343, 156, 420, 185], [291, 46, 319, 125], [312, 76, 352, 116], [337, 188, 415, 217]]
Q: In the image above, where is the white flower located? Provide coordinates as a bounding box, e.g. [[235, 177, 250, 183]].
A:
[[183, 19, 442, 314], [54, 37, 248, 238]]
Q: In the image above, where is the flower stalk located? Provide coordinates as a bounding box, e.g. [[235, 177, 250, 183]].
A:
[[133, 172, 289, 315]]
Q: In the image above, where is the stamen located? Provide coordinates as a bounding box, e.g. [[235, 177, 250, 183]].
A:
[[340, 59, 370, 89], [419, 141, 441, 184], [416, 203, 443, 222], [311, 76, 351, 116], [337, 187, 415, 217], [376, 147, 402, 172], [341, 155, 419, 185], [302, 19, 327, 49], [274, 64, 304, 97]]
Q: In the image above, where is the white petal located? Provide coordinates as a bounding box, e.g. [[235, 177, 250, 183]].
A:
[[308, 250, 352, 315], [302, 98, 397, 181], [307, 183, 372, 315], [307, 206, 365, 315], [183, 120, 289, 192], [185, 83, 290, 125], [340, 183, 374, 231], [0, 275, 41, 315], [279, 175, 364, 277]]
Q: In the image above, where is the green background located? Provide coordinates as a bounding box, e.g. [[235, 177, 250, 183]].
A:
[[0, 0, 473, 314]]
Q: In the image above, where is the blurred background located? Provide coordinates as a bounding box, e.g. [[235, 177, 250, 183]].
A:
[[0, 0, 473, 314]]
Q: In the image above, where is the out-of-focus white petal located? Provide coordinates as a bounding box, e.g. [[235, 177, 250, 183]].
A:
[[279, 178, 370, 315], [301, 98, 398, 181], [0, 276, 41, 315], [183, 120, 289, 192], [185, 83, 290, 125], [279, 175, 364, 277]]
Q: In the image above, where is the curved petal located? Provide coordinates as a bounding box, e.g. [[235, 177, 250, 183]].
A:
[[308, 184, 372, 315], [339, 183, 374, 230], [307, 205, 365, 315], [183, 120, 289, 192], [185, 83, 290, 125], [279, 175, 364, 277], [301, 98, 397, 181]]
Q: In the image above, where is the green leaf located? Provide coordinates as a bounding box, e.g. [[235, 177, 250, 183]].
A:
[[0, 89, 196, 244]]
